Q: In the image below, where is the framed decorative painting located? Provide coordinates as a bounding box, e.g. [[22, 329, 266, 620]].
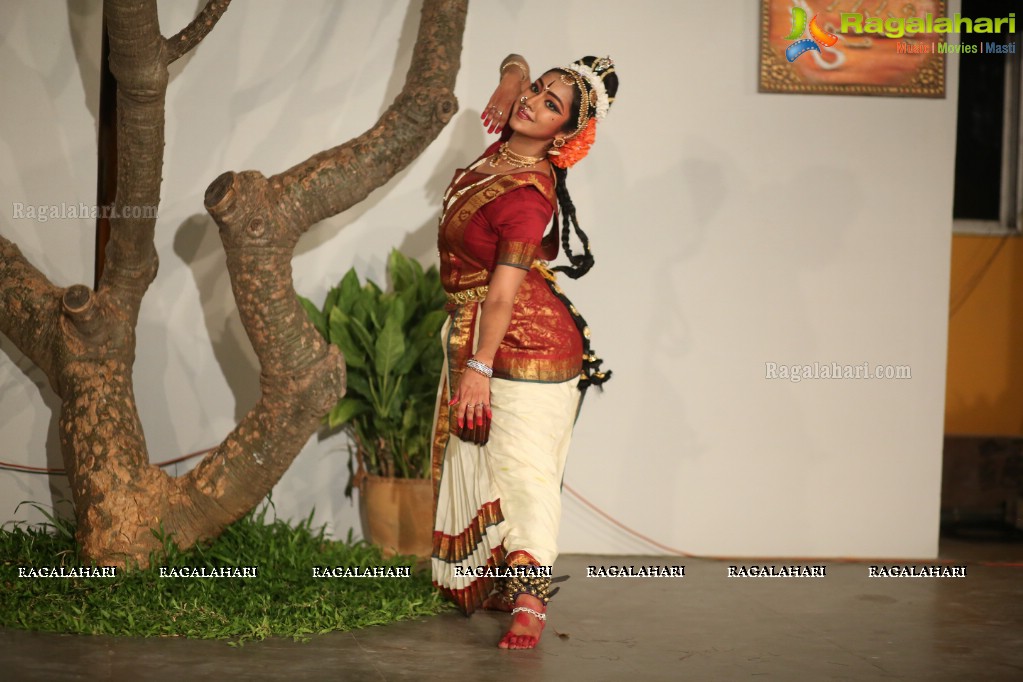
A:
[[759, 0, 946, 97]]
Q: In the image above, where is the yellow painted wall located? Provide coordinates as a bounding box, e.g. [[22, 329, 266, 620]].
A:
[[945, 235, 1023, 436]]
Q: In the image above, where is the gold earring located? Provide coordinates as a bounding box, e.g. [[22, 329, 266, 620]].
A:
[[548, 137, 566, 156]]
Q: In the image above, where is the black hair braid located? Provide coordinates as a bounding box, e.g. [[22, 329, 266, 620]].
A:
[[538, 55, 618, 399], [551, 165, 594, 280], [548, 54, 617, 280], [541, 170, 611, 400]]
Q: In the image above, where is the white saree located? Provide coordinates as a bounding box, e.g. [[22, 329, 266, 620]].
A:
[[430, 315, 581, 614]]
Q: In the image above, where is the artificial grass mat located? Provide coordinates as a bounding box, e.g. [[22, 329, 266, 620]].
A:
[[0, 501, 448, 644]]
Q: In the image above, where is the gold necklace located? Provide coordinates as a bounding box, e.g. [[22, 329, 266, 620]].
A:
[[488, 142, 545, 169]]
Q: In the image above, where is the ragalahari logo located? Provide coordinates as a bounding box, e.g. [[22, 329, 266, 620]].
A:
[[785, 6, 839, 62]]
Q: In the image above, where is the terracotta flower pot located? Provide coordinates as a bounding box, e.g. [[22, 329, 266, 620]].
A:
[[357, 474, 433, 558]]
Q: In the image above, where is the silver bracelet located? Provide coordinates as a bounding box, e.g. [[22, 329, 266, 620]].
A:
[[466, 358, 493, 378]]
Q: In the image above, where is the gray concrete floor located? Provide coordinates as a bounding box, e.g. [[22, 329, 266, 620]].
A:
[[3, 538, 1023, 681]]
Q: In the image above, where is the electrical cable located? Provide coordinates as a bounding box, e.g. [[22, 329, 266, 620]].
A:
[[3, 450, 1021, 568]]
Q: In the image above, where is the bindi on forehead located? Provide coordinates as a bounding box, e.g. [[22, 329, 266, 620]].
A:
[[541, 72, 571, 92], [536, 72, 571, 110]]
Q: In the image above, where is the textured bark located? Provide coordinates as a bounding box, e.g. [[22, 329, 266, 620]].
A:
[[165, 0, 233, 63], [0, 0, 467, 567]]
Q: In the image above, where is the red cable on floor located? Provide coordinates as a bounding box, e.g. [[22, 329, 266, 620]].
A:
[[4, 453, 1022, 567], [0, 446, 214, 475], [562, 482, 1023, 568]]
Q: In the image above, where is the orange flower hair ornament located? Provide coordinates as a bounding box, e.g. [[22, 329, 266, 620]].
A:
[[548, 57, 614, 169], [550, 118, 596, 169]]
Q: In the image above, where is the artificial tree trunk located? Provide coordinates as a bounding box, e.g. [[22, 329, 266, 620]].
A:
[[0, 0, 467, 568]]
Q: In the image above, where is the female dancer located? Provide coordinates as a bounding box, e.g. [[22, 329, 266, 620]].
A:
[[431, 54, 618, 650]]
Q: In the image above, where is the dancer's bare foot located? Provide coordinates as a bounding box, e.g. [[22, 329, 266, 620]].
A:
[[497, 594, 545, 649]]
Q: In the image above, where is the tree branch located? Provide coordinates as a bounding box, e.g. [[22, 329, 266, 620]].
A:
[[186, 0, 468, 524], [2, 0, 464, 567], [188, 169, 345, 524], [273, 0, 466, 231], [97, 0, 167, 323], [165, 0, 233, 64], [0, 233, 61, 384]]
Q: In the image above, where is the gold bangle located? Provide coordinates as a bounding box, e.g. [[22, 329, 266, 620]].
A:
[[500, 60, 528, 82]]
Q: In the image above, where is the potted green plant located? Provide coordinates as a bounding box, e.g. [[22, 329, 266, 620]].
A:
[[299, 249, 448, 557]]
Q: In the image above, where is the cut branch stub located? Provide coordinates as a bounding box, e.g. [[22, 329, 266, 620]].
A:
[[61, 285, 107, 344], [204, 170, 236, 212], [204, 170, 300, 248], [62, 284, 92, 312], [436, 94, 457, 123]]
